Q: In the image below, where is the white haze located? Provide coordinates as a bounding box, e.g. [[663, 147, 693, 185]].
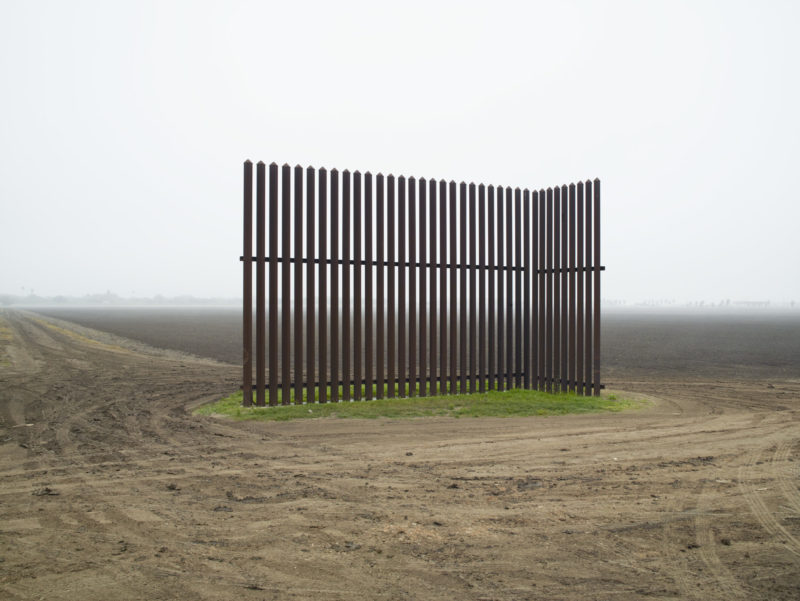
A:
[[1, 0, 799, 304]]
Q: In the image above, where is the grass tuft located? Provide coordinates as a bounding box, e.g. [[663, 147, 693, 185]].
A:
[[195, 387, 643, 422]]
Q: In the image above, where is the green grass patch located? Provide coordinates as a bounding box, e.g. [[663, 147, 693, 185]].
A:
[[195, 386, 642, 422]]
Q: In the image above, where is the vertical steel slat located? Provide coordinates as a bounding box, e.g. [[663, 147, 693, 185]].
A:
[[418, 178, 427, 397], [502, 186, 515, 390], [281, 164, 292, 405], [576, 182, 585, 395], [468, 183, 477, 393], [545, 187, 553, 392], [306, 166, 315, 403], [408, 177, 417, 396], [560, 185, 568, 393], [387, 175, 396, 398], [593, 179, 601, 396], [428, 179, 438, 396], [376, 174, 385, 399], [523, 188, 530, 390], [487, 185, 496, 391], [478, 184, 487, 393], [398, 176, 407, 397], [318, 168, 328, 403], [342, 170, 351, 400], [533, 190, 540, 389], [364, 173, 374, 400], [568, 183, 576, 392], [496, 186, 505, 390], [584, 180, 593, 397], [506, 187, 514, 390], [449, 180, 458, 394], [268, 163, 279, 405], [243, 161, 253, 407], [353, 171, 362, 400], [507, 187, 515, 389], [552, 185, 561, 395], [294, 165, 304, 404], [330, 168, 339, 403], [439, 180, 447, 394], [538, 189, 546, 391], [514, 187, 522, 389], [257, 162, 268, 406], [459, 181, 467, 394]]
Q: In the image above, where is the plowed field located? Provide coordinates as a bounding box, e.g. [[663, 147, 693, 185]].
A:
[[1, 307, 798, 600]]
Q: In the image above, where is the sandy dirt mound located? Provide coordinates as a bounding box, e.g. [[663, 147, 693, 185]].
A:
[[1, 308, 798, 600]]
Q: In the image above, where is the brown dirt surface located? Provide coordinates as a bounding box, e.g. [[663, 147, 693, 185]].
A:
[[1, 307, 799, 600]]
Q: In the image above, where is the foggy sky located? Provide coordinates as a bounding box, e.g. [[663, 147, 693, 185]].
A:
[[2, 0, 799, 303]]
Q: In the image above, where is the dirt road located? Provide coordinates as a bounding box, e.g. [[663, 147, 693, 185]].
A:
[[1, 308, 798, 600]]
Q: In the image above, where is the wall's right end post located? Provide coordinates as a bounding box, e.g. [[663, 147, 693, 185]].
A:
[[593, 178, 601, 396]]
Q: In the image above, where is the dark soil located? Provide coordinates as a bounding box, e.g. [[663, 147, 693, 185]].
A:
[[31, 306, 800, 380], [1, 307, 799, 600]]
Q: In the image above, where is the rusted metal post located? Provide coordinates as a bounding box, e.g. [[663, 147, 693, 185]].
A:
[[560, 185, 568, 393], [478, 184, 487, 393], [468, 183, 477, 393], [532, 190, 540, 390], [364, 172, 374, 400], [266, 162, 277, 406], [593, 179, 601, 396], [576, 181, 585, 395], [342, 170, 351, 400], [515, 187, 522, 389], [553, 186, 561, 394], [545, 187, 553, 392], [281, 164, 292, 405], [294, 165, 304, 404], [376, 174, 385, 399], [523, 188, 531, 390], [408, 177, 417, 396], [330, 168, 340, 402], [256, 163, 268, 406], [487, 185, 496, 391], [496, 186, 505, 390], [568, 183, 576, 392], [387, 175, 396, 398], [584, 180, 593, 397], [538, 189, 546, 391], [418, 178, 427, 396], [459, 181, 467, 394], [398, 176, 407, 397], [439, 180, 447, 394], [506, 187, 514, 390], [449, 181, 458, 394], [306, 166, 316, 403], [243, 160, 253, 407], [353, 171, 363, 400], [428, 179, 438, 395], [318, 168, 328, 403]]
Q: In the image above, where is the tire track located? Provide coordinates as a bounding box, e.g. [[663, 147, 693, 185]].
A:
[[694, 480, 748, 599], [773, 439, 800, 514], [657, 485, 701, 599], [738, 447, 800, 557]]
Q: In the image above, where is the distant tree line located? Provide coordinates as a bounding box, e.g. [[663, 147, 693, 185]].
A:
[[0, 292, 240, 306]]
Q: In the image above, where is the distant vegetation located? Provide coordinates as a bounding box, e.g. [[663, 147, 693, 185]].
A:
[[604, 298, 796, 309], [0, 292, 239, 307], [5, 292, 793, 310], [196, 388, 642, 422]]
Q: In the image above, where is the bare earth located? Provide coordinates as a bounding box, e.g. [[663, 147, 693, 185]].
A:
[[1, 308, 799, 600]]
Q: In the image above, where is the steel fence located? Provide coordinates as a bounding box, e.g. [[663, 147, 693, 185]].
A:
[[241, 161, 603, 406]]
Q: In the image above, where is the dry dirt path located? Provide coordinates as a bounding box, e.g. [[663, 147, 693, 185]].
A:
[[1, 308, 799, 600]]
